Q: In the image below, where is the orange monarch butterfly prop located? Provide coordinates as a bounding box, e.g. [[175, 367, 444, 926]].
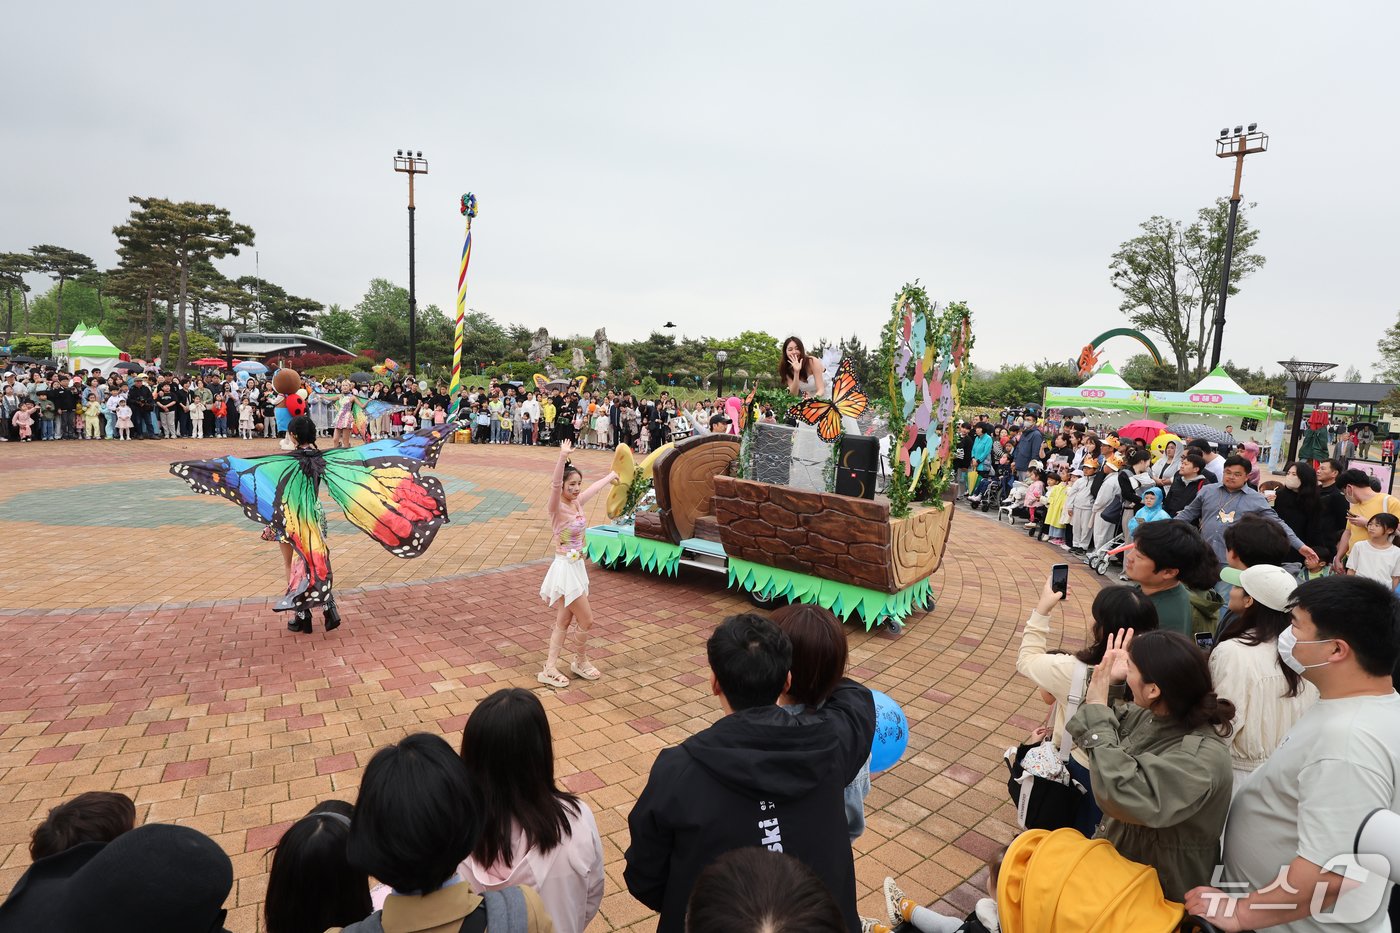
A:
[[787, 357, 870, 443]]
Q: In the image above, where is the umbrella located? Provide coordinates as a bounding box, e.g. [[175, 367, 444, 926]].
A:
[[1118, 419, 1169, 444], [192, 358, 228, 368], [11, 355, 37, 364], [1349, 422, 1378, 433], [1058, 407, 1085, 418], [1169, 423, 1233, 446], [233, 360, 268, 374], [347, 371, 372, 384], [114, 361, 144, 372]]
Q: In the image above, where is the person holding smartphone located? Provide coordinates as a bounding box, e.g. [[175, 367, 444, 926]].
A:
[[1015, 568, 1159, 836]]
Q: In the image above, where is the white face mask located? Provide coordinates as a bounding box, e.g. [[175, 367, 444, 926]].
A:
[[1277, 626, 1333, 675], [1282, 475, 1301, 490]]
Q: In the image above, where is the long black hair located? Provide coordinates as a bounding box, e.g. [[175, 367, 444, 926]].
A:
[[1283, 460, 1321, 518], [287, 414, 318, 447], [265, 800, 370, 933], [459, 688, 580, 870], [1076, 585, 1160, 665], [1129, 630, 1235, 737]]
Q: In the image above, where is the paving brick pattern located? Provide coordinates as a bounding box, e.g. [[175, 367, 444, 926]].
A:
[[0, 439, 1099, 931]]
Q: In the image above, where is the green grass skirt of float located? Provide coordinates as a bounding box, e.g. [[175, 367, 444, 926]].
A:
[[584, 529, 682, 576], [727, 557, 934, 631]]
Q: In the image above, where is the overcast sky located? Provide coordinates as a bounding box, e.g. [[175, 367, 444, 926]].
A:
[[3, 1, 1395, 379]]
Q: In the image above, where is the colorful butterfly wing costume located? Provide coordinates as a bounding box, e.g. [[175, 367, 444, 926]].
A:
[[786, 357, 870, 442], [170, 425, 452, 612], [319, 392, 410, 437]]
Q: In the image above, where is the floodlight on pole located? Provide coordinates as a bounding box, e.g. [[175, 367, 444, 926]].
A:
[[1209, 124, 1269, 371], [1279, 358, 1336, 463], [221, 324, 236, 372], [393, 149, 429, 375]]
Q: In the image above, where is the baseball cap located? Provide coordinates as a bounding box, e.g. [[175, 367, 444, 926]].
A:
[[1219, 565, 1297, 612], [709, 413, 730, 426]]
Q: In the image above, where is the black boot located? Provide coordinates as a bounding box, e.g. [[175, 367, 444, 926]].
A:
[[288, 609, 313, 633], [323, 594, 341, 632]]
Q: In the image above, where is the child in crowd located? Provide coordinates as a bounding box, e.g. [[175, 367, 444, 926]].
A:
[[869, 847, 1006, 933], [210, 392, 226, 437], [1015, 466, 1045, 532], [116, 398, 134, 440], [11, 400, 35, 442], [1043, 469, 1070, 547], [238, 399, 255, 439], [83, 395, 103, 439], [261, 395, 277, 437], [1126, 485, 1168, 541], [36, 391, 56, 441], [432, 404, 447, 426], [1346, 513, 1400, 589], [401, 406, 418, 434], [498, 409, 512, 445], [188, 393, 206, 438], [475, 405, 491, 444]]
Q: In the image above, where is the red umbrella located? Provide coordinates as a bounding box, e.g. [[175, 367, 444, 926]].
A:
[[1118, 419, 1169, 444], [192, 358, 229, 368]]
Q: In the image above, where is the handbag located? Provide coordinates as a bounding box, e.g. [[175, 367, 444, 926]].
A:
[[1004, 662, 1088, 830], [1099, 495, 1125, 527]]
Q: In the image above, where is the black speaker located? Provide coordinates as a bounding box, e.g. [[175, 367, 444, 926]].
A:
[[751, 423, 793, 485], [835, 434, 878, 499]]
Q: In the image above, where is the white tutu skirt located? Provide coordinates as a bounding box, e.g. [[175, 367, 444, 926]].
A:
[[540, 554, 589, 607]]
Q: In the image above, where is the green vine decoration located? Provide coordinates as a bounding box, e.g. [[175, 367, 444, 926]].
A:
[[619, 467, 650, 517]]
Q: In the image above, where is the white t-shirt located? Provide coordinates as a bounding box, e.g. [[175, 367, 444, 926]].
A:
[[1204, 455, 1225, 483], [1347, 540, 1400, 587], [1224, 693, 1400, 933]]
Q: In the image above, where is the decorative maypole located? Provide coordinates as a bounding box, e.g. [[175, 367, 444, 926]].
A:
[[447, 192, 478, 420]]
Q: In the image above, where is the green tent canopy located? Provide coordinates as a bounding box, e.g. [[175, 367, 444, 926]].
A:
[[1043, 363, 1149, 413], [1146, 366, 1283, 419], [56, 324, 122, 373]]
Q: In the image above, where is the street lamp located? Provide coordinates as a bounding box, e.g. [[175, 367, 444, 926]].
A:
[[393, 149, 429, 376], [220, 324, 236, 372], [1209, 123, 1269, 370], [715, 349, 729, 396], [1279, 359, 1336, 463]]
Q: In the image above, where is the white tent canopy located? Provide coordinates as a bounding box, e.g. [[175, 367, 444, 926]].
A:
[[1043, 363, 1147, 414]]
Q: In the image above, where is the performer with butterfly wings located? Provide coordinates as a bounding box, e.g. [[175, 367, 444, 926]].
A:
[[170, 415, 452, 635]]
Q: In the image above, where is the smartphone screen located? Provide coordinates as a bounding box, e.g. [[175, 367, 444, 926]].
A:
[[1195, 632, 1215, 650], [1051, 563, 1069, 597]]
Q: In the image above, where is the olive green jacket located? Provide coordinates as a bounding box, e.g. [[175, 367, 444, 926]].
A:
[[1067, 696, 1233, 901]]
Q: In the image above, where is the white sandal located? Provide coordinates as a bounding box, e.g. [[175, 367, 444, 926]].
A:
[[570, 660, 601, 681], [537, 667, 570, 688]]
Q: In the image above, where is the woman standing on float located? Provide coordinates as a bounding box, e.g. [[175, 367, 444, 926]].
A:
[[779, 336, 826, 398], [538, 440, 619, 688]]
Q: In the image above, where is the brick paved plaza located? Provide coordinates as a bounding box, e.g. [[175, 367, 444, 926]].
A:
[[0, 438, 1099, 931]]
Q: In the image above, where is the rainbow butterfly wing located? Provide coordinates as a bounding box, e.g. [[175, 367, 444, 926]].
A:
[[349, 424, 453, 468], [273, 466, 333, 610], [321, 451, 449, 558], [170, 451, 333, 611]]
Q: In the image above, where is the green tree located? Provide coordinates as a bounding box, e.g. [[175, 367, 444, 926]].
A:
[[268, 294, 323, 333], [317, 303, 360, 350], [355, 278, 411, 361], [0, 253, 35, 340], [1119, 353, 1180, 392], [28, 245, 95, 338], [460, 311, 511, 365], [1378, 311, 1400, 382], [1109, 198, 1265, 389], [989, 364, 1041, 405], [113, 198, 254, 374], [1031, 358, 1079, 390]]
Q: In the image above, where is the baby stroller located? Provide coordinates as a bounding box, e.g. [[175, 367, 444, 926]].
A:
[[1084, 528, 1125, 576], [973, 462, 1017, 514], [996, 828, 1221, 933]]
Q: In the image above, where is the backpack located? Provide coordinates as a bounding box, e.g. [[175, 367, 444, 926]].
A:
[[338, 885, 529, 933]]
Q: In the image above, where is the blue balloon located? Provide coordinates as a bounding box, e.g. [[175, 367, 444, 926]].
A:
[[870, 689, 909, 773]]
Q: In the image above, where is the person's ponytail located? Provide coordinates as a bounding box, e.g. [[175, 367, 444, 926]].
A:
[[1128, 630, 1235, 738]]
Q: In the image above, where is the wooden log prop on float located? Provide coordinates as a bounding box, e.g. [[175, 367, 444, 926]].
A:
[[582, 283, 973, 629]]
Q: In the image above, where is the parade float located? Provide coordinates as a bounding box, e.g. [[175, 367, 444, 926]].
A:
[[584, 285, 974, 630]]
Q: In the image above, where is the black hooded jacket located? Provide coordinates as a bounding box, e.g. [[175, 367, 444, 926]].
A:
[[623, 679, 875, 933]]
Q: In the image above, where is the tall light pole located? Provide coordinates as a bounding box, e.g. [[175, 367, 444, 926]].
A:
[[393, 149, 428, 376], [715, 349, 728, 396], [220, 324, 236, 373], [1210, 124, 1268, 370], [1279, 359, 1335, 463]]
